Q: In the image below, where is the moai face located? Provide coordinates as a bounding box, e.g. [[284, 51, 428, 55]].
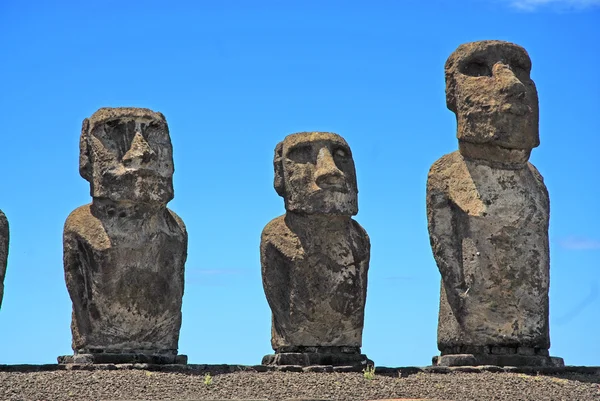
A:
[[274, 132, 358, 215], [79, 108, 174, 204], [445, 40, 539, 154]]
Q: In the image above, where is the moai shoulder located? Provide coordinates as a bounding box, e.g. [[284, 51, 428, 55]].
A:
[[63, 204, 186, 253], [427, 151, 548, 222], [261, 132, 371, 367], [261, 214, 369, 265], [426, 41, 563, 368], [59, 107, 187, 365]]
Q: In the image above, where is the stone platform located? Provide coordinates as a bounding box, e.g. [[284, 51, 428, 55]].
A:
[[433, 345, 564, 367], [3, 363, 597, 375], [262, 346, 371, 368], [434, 354, 564, 367], [58, 353, 187, 365]]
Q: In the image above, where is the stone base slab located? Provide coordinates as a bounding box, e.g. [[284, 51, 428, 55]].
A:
[[433, 353, 564, 367], [57, 353, 187, 365], [1, 363, 598, 375], [262, 351, 372, 367]]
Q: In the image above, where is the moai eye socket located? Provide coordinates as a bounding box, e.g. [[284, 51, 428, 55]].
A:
[[145, 121, 169, 144], [333, 147, 350, 159], [105, 120, 119, 129], [287, 144, 314, 164], [96, 119, 133, 156], [509, 60, 530, 82], [461, 60, 492, 77]]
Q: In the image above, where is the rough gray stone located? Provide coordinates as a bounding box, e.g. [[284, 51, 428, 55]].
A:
[[0, 210, 8, 309], [61, 107, 187, 364], [426, 41, 562, 366], [261, 132, 371, 366]]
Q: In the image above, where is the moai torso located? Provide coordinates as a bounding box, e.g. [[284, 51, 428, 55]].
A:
[[261, 132, 370, 352], [0, 210, 8, 308], [63, 108, 187, 355], [64, 204, 186, 352], [428, 151, 549, 350], [262, 213, 369, 348], [427, 40, 553, 357]]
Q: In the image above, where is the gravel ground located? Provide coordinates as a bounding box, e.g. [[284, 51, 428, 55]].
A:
[[0, 370, 599, 401]]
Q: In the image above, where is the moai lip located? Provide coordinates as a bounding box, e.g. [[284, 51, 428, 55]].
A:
[[261, 132, 372, 367], [426, 41, 563, 367], [0, 210, 8, 309], [59, 107, 188, 365]]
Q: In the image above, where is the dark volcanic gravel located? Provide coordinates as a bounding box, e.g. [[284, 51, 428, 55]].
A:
[[0, 370, 599, 401]]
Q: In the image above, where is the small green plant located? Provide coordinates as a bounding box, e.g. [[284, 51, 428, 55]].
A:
[[204, 372, 213, 386], [363, 365, 375, 380]]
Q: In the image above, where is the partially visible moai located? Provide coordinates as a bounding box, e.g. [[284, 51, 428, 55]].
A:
[[261, 132, 371, 367], [59, 108, 187, 364], [0, 210, 8, 309], [426, 41, 563, 367]]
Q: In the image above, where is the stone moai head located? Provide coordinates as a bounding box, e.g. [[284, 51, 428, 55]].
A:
[[79, 108, 174, 204], [273, 132, 358, 215], [445, 40, 539, 161]]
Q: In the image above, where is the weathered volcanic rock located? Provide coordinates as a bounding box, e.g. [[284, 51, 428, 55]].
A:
[[60, 108, 187, 364], [261, 132, 371, 366], [0, 210, 8, 308], [426, 41, 563, 366]]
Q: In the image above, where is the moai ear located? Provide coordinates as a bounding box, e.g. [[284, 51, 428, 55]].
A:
[[446, 88, 456, 113], [79, 118, 92, 182], [445, 69, 457, 113], [273, 141, 285, 197]]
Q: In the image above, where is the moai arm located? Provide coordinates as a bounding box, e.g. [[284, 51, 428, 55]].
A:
[[63, 231, 89, 310], [426, 162, 467, 314], [62, 209, 98, 340], [351, 220, 371, 302], [528, 163, 550, 209], [168, 209, 188, 289], [260, 222, 291, 320], [0, 210, 8, 308]]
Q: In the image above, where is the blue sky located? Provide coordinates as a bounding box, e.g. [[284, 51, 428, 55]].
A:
[[0, 0, 598, 367]]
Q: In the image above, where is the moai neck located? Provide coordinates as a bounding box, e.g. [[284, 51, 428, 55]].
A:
[[458, 141, 531, 170], [91, 198, 165, 220], [284, 210, 352, 233]]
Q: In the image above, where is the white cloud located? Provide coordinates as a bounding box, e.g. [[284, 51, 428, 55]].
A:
[[507, 0, 600, 11], [558, 236, 600, 250]]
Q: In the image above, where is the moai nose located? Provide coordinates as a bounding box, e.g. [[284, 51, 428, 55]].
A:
[[493, 62, 526, 97], [314, 147, 345, 189], [122, 130, 156, 165]]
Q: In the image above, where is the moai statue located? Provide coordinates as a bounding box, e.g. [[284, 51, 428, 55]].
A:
[[427, 40, 563, 367], [261, 132, 371, 367], [58, 108, 187, 364], [0, 210, 8, 309]]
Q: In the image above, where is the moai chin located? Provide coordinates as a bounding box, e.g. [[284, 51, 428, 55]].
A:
[[261, 132, 372, 367], [0, 210, 8, 310], [59, 108, 188, 365], [426, 41, 563, 367]]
